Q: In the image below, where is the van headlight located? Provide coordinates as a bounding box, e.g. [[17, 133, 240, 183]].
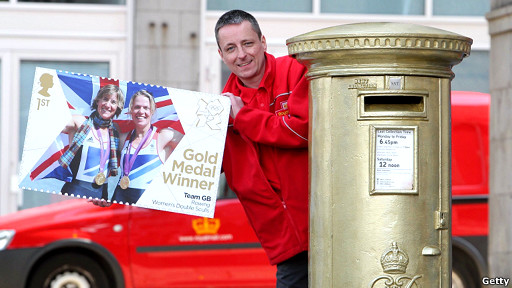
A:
[[0, 230, 15, 250]]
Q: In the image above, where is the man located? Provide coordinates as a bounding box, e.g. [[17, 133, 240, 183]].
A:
[[215, 10, 309, 287]]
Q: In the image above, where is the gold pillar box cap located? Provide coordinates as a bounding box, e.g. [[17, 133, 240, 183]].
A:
[[286, 22, 473, 79]]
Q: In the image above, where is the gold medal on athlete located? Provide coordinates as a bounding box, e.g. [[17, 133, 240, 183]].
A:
[[121, 127, 152, 190], [120, 176, 130, 189], [94, 127, 109, 187], [94, 173, 106, 186]]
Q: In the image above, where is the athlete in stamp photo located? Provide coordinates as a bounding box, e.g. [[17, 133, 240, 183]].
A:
[[111, 89, 183, 204], [59, 84, 124, 200]]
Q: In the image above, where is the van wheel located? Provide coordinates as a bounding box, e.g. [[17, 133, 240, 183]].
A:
[[452, 252, 480, 288], [28, 252, 109, 288]]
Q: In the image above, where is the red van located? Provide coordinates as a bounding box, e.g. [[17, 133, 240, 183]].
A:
[[0, 91, 489, 288], [451, 91, 489, 288], [0, 183, 276, 288]]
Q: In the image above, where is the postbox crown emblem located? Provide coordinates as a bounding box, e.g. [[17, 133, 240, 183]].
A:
[[380, 242, 409, 274]]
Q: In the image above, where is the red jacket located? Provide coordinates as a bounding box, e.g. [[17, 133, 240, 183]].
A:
[[222, 53, 309, 265]]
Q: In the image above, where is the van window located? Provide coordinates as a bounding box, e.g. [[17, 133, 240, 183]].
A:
[[452, 123, 485, 186]]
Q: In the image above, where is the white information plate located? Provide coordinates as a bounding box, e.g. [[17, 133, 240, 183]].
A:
[[374, 128, 415, 191]]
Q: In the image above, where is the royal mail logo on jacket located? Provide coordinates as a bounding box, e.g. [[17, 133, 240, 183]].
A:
[[275, 101, 289, 117], [272, 92, 291, 117]]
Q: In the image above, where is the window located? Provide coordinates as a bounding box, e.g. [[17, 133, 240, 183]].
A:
[[321, 0, 424, 14], [452, 124, 485, 186], [220, 62, 231, 92], [17, 0, 125, 4], [451, 50, 489, 94], [207, 0, 311, 13], [207, 0, 491, 16], [19, 61, 109, 209], [433, 0, 489, 16]]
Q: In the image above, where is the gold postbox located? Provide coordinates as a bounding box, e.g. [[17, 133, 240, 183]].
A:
[[287, 23, 472, 287]]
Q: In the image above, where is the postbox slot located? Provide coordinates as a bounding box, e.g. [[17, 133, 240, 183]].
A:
[[358, 91, 428, 119], [364, 95, 424, 113]]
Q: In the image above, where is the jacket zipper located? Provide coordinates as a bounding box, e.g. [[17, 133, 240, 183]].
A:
[[282, 200, 304, 246]]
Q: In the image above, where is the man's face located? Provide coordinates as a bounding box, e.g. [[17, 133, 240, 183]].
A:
[[217, 21, 267, 88]]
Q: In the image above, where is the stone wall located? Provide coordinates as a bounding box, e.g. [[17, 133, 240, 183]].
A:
[[487, 0, 512, 276], [134, 0, 200, 90]]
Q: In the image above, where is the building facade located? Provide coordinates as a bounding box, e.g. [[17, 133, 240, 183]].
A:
[[0, 0, 132, 215], [0, 0, 490, 215], [487, 0, 512, 277]]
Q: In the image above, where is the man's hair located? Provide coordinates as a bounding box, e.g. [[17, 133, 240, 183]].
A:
[[215, 9, 262, 48]]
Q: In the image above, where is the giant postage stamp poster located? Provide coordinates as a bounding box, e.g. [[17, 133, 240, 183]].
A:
[[18, 67, 230, 218]]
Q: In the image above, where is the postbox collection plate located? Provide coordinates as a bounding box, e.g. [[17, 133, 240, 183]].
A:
[[370, 125, 418, 195]]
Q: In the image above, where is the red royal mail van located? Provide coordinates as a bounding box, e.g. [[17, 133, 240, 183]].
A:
[[0, 91, 489, 288], [451, 90, 489, 288]]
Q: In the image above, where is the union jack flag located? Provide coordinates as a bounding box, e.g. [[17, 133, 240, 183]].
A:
[[28, 71, 183, 182]]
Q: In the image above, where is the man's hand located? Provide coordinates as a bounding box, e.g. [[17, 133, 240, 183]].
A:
[[89, 198, 112, 207], [222, 92, 244, 119]]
